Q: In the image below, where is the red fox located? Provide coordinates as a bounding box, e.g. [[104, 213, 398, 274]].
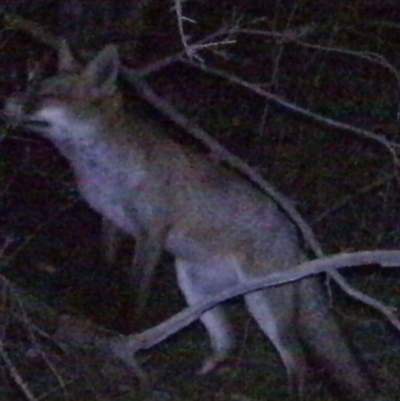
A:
[[4, 43, 383, 400]]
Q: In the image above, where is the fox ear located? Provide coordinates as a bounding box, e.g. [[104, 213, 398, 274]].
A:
[[58, 40, 81, 73], [82, 45, 119, 95]]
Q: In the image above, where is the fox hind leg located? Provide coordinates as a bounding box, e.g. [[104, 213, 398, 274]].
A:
[[244, 287, 307, 397], [175, 257, 238, 374], [175, 255, 307, 389]]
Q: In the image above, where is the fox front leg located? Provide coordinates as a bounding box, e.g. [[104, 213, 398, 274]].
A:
[[101, 216, 165, 317], [101, 217, 125, 268], [131, 224, 169, 318]]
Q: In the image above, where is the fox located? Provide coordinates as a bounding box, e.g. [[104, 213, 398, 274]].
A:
[[3, 42, 383, 400]]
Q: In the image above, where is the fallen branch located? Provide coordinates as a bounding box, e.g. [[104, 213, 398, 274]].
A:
[[110, 250, 400, 364]]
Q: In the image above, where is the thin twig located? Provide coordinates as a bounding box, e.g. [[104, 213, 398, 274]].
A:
[[14, 291, 68, 398], [313, 173, 395, 223], [0, 337, 38, 401], [180, 58, 400, 168]]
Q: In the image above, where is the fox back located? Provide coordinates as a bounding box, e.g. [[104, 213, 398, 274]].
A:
[[4, 44, 381, 400]]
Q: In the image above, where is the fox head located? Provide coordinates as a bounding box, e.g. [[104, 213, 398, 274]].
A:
[[4, 42, 120, 144]]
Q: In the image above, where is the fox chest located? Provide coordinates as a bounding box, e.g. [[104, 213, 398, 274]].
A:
[[72, 155, 145, 236]]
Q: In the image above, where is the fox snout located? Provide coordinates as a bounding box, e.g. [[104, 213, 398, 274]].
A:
[[4, 93, 50, 131], [5, 92, 35, 121], [4, 93, 28, 120]]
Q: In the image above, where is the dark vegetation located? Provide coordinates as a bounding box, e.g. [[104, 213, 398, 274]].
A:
[[0, 0, 400, 399]]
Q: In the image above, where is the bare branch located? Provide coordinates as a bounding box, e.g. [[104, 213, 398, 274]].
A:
[[135, 26, 236, 77], [180, 58, 400, 168], [110, 250, 400, 362], [122, 73, 323, 255]]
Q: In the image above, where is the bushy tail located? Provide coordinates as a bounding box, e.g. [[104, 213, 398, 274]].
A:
[[298, 278, 377, 400]]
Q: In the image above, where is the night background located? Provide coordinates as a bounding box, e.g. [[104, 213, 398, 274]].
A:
[[0, 1, 400, 399]]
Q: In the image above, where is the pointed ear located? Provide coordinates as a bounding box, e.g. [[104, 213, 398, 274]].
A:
[[82, 45, 119, 95], [58, 40, 81, 73]]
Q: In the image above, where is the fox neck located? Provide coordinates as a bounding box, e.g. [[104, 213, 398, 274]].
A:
[[37, 94, 126, 160]]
